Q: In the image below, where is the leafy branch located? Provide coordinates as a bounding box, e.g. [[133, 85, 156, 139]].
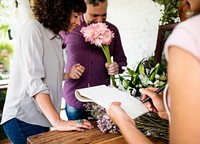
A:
[[153, 0, 181, 25]]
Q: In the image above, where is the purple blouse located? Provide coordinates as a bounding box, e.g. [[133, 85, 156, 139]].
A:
[[61, 15, 127, 108]]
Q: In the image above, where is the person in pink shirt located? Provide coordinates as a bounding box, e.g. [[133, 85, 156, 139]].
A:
[[106, 0, 200, 143]]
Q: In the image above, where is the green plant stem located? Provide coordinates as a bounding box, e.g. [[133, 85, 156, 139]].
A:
[[135, 112, 169, 140], [136, 123, 168, 130], [102, 44, 117, 87]]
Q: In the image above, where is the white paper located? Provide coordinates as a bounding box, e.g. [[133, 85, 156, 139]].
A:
[[75, 85, 149, 119]]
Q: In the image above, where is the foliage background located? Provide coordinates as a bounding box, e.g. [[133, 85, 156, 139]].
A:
[[153, 0, 181, 25]]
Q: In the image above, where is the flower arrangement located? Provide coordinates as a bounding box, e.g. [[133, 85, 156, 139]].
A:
[[80, 22, 117, 87], [84, 55, 169, 140]]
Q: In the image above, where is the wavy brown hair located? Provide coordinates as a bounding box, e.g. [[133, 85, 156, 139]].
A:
[[32, 0, 86, 34]]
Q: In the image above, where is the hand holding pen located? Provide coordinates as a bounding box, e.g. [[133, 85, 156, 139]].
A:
[[139, 84, 168, 119], [141, 83, 166, 103]]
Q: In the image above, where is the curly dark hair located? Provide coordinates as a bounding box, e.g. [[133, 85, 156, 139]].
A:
[[85, 0, 106, 6], [32, 0, 86, 34]]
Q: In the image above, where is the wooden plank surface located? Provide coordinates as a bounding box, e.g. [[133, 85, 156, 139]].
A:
[[27, 126, 125, 144], [27, 122, 168, 144]]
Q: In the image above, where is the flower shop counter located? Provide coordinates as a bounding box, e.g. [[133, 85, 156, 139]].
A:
[[27, 121, 168, 144]]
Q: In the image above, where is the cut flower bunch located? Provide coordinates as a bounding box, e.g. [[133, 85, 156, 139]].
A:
[[84, 102, 119, 134], [80, 22, 117, 87]]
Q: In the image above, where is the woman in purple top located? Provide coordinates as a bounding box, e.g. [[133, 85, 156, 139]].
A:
[[61, 0, 127, 120]]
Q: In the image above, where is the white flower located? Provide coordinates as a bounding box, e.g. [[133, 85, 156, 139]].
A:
[[154, 80, 160, 87], [139, 74, 149, 86], [155, 74, 160, 79], [147, 81, 154, 85]]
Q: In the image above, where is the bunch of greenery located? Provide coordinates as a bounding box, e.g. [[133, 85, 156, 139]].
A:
[[135, 112, 169, 140], [118, 55, 167, 98], [117, 56, 169, 140], [153, 0, 181, 25]]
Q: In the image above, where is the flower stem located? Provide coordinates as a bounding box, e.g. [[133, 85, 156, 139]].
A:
[[102, 44, 111, 64], [102, 44, 117, 87]]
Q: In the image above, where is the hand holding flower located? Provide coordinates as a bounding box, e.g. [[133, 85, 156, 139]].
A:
[[105, 62, 119, 76], [81, 22, 117, 87]]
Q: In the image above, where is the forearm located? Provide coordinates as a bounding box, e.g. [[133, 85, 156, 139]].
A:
[[63, 73, 69, 80], [118, 120, 153, 144], [34, 93, 61, 127]]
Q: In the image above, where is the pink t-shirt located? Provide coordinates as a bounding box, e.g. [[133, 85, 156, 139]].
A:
[[164, 14, 200, 118]]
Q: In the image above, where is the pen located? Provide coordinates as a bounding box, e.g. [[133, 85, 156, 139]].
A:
[[141, 83, 167, 103]]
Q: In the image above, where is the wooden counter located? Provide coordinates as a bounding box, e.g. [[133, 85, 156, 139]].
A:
[[27, 127, 125, 144], [27, 122, 168, 144]]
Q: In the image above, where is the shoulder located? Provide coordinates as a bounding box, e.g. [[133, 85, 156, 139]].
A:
[[61, 25, 84, 43], [105, 21, 119, 33], [22, 19, 44, 31], [175, 14, 200, 35], [179, 14, 200, 26], [172, 14, 200, 44], [20, 19, 47, 39], [20, 19, 54, 38], [164, 14, 200, 61]]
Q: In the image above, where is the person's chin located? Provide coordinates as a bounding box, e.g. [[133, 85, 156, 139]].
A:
[[68, 27, 74, 33], [68, 29, 73, 33]]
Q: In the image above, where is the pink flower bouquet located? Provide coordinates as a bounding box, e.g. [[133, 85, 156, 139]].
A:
[[81, 22, 116, 87]]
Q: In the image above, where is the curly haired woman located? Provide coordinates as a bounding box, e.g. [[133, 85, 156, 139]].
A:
[[1, 0, 93, 143]]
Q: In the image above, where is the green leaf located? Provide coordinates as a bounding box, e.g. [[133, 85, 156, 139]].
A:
[[138, 63, 145, 75], [127, 67, 135, 76], [119, 75, 129, 89], [131, 74, 139, 86], [149, 63, 160, 81], [123, 79, 130, 89], [135, 58, 145, 73]]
